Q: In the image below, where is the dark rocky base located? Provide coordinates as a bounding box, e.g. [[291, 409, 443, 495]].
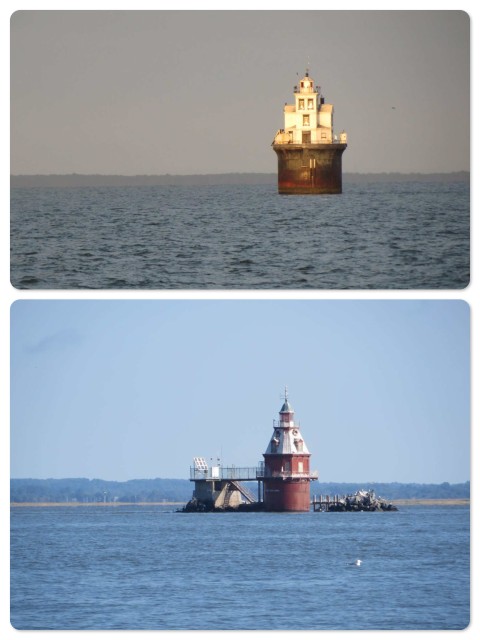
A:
[[180, 490, 398, 513], [320, 490, 398, 512], [326, 503, 398, 512], [179, 498, 265, 513]]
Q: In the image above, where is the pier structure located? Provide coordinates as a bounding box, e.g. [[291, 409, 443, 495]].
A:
[[187, 458, 261, 511], [257, 389, 318, 512], [272, 69, 347, 194]]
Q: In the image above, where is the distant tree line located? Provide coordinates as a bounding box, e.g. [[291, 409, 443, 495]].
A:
[[10, 478, 193, 503], [10, 171, 469, 189], [10, 478, 470, 503], [310, 481, 470, 500]]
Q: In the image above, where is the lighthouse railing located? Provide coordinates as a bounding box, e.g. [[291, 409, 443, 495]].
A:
[[256, 469, 319, 480], [190, 466, 262, 481], [190, 465, 319, 481], [273, 136, 346, 146]]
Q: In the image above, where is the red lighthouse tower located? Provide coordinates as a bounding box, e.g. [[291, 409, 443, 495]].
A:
[[260, 390, 317, 512]]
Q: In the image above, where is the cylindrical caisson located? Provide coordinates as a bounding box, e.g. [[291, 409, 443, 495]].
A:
[[263, 479, 311, 512], [273, 144, 347, 194]]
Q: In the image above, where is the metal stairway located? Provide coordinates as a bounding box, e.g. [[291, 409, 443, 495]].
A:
[[221, 480, 257, 508], [222, 484, 235, 509], [229, 480, 256, 504]]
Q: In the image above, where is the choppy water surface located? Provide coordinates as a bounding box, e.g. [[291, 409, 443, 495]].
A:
[[10, 505, 469, 630], [10, 181, 469, 289]]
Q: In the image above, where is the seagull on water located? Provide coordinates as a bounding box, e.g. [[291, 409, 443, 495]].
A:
[[347, 559, 363, 566]]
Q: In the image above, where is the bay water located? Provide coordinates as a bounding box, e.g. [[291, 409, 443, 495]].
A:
[[10, 504, 470, 630], [10, 181, 469, 290]]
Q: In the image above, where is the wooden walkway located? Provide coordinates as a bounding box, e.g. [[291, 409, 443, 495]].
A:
[[312, 495, 343, 511]]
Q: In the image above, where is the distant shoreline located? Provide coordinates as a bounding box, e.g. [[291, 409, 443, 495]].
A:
[[392, 498, 470, 506], [10, 171, 469, 188], [11, 498, 469, 508], [10, 501, 185, 507]]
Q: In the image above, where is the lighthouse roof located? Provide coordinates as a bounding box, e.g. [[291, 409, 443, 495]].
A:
[[319, 103, 333, 113], [264, 423, 310, 455], [280, 387, 293, 413], [280, 399, 293, 413]]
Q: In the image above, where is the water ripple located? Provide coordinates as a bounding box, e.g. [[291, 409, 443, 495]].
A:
[[10, 505, 470, 630], [10, 182, 470, 289]]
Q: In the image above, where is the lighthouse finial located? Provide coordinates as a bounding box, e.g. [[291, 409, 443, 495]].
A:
[[285, 385, 288, 401]]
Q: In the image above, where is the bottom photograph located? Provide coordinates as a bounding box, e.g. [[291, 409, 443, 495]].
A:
[[10, 299, 470, 631]]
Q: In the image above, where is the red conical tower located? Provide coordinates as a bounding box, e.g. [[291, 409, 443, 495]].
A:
[[260, 389, 317, 511]]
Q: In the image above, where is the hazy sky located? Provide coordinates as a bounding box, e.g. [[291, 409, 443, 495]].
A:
[[10, 299, 470, 484], [10, 10, 469, 175]]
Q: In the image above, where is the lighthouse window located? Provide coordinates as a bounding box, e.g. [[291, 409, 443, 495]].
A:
[[299, 99, 305, 110], [303, 115, 310, 126], [308, 99, 314, 109], [298, 461, 304, 473]]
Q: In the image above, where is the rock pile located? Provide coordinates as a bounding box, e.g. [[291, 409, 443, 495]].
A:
[[327, 489, 398, 512]]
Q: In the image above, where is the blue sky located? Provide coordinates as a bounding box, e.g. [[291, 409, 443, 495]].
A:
[[10, 299, 470, 484]]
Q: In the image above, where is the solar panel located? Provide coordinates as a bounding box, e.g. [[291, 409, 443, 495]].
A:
[[193, 457, 209, 471]]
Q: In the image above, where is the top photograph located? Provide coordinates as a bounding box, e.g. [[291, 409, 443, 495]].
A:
[[10, 10, 470, 290]]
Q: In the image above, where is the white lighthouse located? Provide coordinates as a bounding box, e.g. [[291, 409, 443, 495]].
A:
[[272, 69, 347, 194]]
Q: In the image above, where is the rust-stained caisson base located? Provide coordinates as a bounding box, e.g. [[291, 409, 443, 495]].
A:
[[263, 479, 311, 512], [274, 143, 347, 195], [273, 144, 347, 194]]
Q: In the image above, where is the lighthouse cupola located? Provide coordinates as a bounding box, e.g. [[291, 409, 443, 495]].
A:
[[259, 389, 318, 512], [299, 71, 314, 91], [279, 394, 294, 425]]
